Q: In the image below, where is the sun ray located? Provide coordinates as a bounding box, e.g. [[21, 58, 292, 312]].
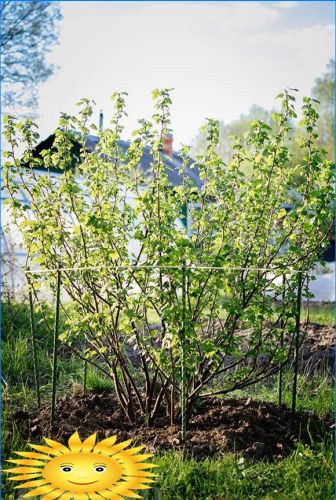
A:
[[113, 478, 154, 492], [132, 484, 153, 490], [7, 459, 46, 467], [57, 493, 73, 499], [22, 484, 57, 497], [41, 489, 67, 499], [109, 486, 142, 499], [120, 453, 154, 463], [29, 444, 63, 456], [121, 471, 155, 483], [126, 478, 156, 486], [68, 431, 83, 452], [118, 459, 159, 477], [15, 451, 51, 460], [133, 484, 154, 489], [62, 494, 88, 500], [7, 473, 42, 481], [93, 435, 117, 453], [3, 466, 45, 474], [14, 478, 49, 489], [81, 433, 97, 452], [116, 477, 154, 489], [132, 462, 159, 470], [124, 470, 158, 478], [43, 437, 70, 454], [97, 490, 124, 499], [119, 446, 145, 456], [102, 440, 133, 456]]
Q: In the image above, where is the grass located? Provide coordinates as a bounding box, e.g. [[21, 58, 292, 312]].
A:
[[232, 371, 333, 417], [145, 442, 333, 499], [302, 302, 334, 326], [3, 439, 333, 499], [85, 365, 115, 392], [132, 302, 335, 329], [1, 300, 334, 499]]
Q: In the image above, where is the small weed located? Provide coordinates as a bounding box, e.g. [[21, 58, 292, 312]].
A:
[[85, 366, 114, 393]]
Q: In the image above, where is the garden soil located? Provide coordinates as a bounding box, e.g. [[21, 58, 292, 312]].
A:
[[219, 322, 334, 371], [12, 395, 332, 461]]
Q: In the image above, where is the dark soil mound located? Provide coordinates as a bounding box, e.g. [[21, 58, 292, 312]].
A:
[[12, 393, 332, 461]]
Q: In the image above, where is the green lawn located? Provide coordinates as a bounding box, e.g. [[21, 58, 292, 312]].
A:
[[302, 302, 334, 326], [148, 442, 333, 499]]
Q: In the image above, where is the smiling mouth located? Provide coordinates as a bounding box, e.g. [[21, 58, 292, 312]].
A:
[[68, 480, 99, 485]]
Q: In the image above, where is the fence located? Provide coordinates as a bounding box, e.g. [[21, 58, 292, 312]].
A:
[[21, 262, 312, 444]]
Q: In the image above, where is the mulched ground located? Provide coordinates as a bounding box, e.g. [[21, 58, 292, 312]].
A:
[[12, 393, 333, 461], [300, 323, 334, 369], [221, 322, 334, 372]]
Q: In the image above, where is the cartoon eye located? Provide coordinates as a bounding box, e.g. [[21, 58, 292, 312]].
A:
[[61, 466, 73, 473], [94, 466, 106, 473]]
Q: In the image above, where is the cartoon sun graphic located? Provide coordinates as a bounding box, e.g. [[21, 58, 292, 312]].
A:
[[3, 431, 158, 499]]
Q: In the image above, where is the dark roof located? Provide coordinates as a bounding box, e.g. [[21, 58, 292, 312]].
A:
[[30, 132, 202, 189]]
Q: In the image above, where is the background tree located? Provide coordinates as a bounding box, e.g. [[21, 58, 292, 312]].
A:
[[191, 105, 273, 174], [289, 60, 334, 183], [1, 1, 62, 116], [192, 61, 335, 175], [311, 59, 334, 160]]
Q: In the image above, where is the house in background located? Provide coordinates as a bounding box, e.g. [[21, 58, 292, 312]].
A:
[[1, 131, 202, 295], [31, 131, 202, 189]]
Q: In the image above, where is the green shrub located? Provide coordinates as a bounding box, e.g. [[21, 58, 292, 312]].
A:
[[3, 90, 333, 424]]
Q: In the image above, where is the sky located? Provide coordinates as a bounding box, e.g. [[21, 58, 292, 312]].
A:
[[37, 1, 335, 148]]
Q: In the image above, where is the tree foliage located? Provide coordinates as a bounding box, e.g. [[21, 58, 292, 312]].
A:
[[311, 59, 334, 160], [193, 61, 335, 176], [1, 1, 62, 114], [3, 89, 333, 424], [191, 105, 273, 166], [289, 61, 335, 183]]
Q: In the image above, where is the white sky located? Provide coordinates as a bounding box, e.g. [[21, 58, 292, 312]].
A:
[[37, 1, 335, 148]]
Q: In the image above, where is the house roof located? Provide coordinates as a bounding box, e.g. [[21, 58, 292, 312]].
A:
[[30, 132, 203, 189]]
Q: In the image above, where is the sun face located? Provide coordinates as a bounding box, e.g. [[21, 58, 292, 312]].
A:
[[42, 451, 123, 494], [3, 431, 158, 499]]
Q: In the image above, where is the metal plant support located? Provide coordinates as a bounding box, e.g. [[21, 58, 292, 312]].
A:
[[278, 274, 286, 406], [23, 263, 308, 440], [28, 285, 41, 409], [292, 271, 303, 416], [180, 260, 187, 443], [83, 339, 88, 394], [50, 267, 61, 429]]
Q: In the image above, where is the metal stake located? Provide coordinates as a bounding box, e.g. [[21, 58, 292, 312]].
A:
[[83, 340, 88, 394], [292, 271, 302, 416], [28, 284, 41, 409], [50, 267, 61, 429], [278, 274, 285, 406], [180, 260, 187, 442]]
